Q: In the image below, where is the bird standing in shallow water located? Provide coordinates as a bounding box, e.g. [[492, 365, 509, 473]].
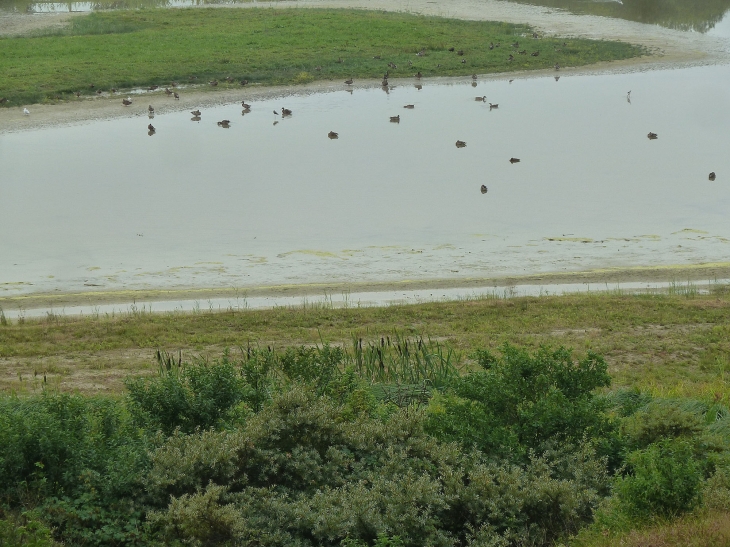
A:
[[147, 124, 155, 132], [191, 110, 201, 116], [475, 96, 486, 102], [455, 140, 466, 148], [481, 185, 488, 194], [709, 172, 716, 181], [344, 78, 353, 85], [510, 157, 520, 163], [489, 103, 498, 110], [390, 115, 400, 123], [281, 108, 292, 116], [328, 131, 338, 139], [647, 132, 658, 140]]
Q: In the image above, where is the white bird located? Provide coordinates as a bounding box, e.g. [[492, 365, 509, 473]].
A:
[[23, 108, 30, 115]]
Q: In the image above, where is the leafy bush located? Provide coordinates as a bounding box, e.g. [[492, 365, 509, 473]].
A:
[[617, 438, 703, 519], [0, 511, 55, 547], [125, 353, 245, 434], [425, 344, 613, 461]]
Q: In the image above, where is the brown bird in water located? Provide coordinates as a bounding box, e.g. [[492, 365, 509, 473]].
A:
[[415, 71, 423, 79], [217, 120, 231, 128], [647, 132, 658, 140], [481, 185, 488, 194], [282, 107, 292, 116], [344, 78, 353, 85], [122, 98, 132, 106], [328, 131, 339, 139], [148, 105, 154, 114], [415, 84, 423, 90], [709, 172, 716, 181], [147, 124, 155, 132], [241, 101, 251, 109], [455, 140, 466, 148], [472, 74, 477, 79], [476, 96, 486, 102], [164, 88, 173, 95], [489, 103, 499, 109], [173, 92, 179, 100], [510, 157, 520, 163], [555, 63, 560, 70], [381, 78, 389, 87], [403, 104, 415, 109], [191, 110, 201, 116], [390, 115, 400, 123]]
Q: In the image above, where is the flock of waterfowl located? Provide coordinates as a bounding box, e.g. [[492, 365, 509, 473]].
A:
[[97, 71, 717, 189]]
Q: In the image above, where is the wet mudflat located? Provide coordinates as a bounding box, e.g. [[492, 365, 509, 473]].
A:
[[1, 63, 729, 299]]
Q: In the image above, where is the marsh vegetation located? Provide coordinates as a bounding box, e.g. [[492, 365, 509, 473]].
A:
[[0, 8, 644, 106]]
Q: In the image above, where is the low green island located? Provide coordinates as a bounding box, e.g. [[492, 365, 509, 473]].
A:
[[0, 8, 645, 106]]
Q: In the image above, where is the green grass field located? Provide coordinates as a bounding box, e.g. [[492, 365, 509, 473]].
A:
[[0, 8, 644, 106], [2, 287, 728, 397]]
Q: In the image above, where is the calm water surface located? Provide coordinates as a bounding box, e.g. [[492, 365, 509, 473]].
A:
[[1, 64, 729, 297]]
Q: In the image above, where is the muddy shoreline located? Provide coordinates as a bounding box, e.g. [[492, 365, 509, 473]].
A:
[[1, 263, 728, 311]]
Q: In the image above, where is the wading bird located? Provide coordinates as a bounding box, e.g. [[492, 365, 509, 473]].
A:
[[191, 110, 201, 116]]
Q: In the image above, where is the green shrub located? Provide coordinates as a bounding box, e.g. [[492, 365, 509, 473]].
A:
[[125, 355, 245, 434], [617, 438, 703, 519], [425, 345, 613, 461], [0, 511, 55, 547]]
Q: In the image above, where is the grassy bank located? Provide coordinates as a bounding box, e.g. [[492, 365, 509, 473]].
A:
[[0, 8, 645, 106], [1, 287, 728, 396]]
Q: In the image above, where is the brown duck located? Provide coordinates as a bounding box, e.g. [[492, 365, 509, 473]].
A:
[[481, 185, 488, 194], [455, 140, 466, 148], [328, 131, 339, 139], [191, 110, 202, 116], [647, 132, 658, 140], [122, 98, 132, 106], [390, 115, 400, 123], [510, 157, 520, 163], [709, 172, 716, 181]]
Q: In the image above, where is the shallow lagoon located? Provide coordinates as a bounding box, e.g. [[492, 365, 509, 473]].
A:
[[1, 63, 729, 298]]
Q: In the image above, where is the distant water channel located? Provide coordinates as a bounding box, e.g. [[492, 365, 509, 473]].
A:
[[3, 0, 730, 36], [1, 64, 730, 299]]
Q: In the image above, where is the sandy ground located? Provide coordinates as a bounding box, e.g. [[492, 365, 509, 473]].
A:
[[1, 263, 729, 310], [2, 0, 730, 133]]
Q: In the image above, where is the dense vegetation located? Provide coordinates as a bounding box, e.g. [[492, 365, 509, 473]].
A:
[[1, 342, 729, 546], [0, 8, 644, 106]]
